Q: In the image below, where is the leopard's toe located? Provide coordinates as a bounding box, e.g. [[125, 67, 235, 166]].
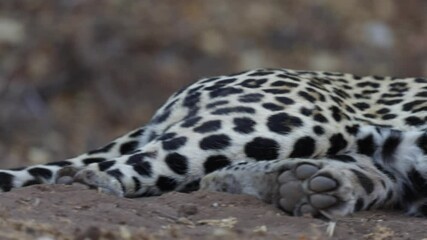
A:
[[74, 168, 124, 197]]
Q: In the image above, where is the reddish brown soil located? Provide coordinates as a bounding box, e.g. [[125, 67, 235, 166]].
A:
[[0, 184, 424, 240]]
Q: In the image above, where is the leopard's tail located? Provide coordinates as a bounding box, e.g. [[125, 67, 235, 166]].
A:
[[0, 126, 152, 192]]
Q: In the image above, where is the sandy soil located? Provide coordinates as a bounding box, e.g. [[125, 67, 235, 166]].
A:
[[0, 184, 425, 240]]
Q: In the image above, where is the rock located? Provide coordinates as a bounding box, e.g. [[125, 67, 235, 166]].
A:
[[178, 203, 198, 217]]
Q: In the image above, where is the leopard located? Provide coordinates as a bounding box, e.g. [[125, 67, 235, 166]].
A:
[[1, 68, 427, 219]]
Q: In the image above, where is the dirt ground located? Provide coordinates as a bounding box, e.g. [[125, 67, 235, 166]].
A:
[[0, 184, 424, 240]]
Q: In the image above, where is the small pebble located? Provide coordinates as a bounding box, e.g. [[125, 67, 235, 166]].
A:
[[178, 203, 198, 217], [56, 176, 74, 185]]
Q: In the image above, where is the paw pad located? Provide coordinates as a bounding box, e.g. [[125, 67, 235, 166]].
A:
[[277, 162, 341, 217], [279, 181, 305, 213], [309, 194, 337, 209], [295, 164, 319, 180], [309, 176, 337, 192]]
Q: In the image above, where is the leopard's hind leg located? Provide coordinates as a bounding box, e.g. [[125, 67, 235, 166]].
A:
[[200, 154, 398, 218], [201, 126, 427, 218]]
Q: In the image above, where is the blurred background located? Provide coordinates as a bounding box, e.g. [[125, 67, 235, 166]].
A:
[[0, 0, 426, 168]]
